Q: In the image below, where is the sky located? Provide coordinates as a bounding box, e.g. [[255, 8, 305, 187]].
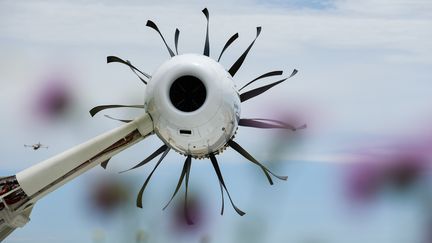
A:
[[1, 0, 432, 242]]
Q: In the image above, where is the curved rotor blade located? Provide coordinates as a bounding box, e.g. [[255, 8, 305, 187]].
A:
[[104, 115, 132, 123], [202, 8, 210, 57], [184, 155, 194, 225], [100, 158, 111, 169], [218, 181, 225, 215], [107, 56, 151, 82], [209, 154, 245, 216], [120, 144, 168, 173], [239, 118, 306, 131], [174, 28, 180, 55], [228, 140, 288, 183], [238, 70, 283, 92], [89, 104, 144, 117], [217, 33, 239, 62], [126, 60, 148, 85], [146, 20, 175, 57], [163, 156, 190, 210], [240, 69, 298, 103], [136, 147, 170, 208], [228, 27, 261, 77]]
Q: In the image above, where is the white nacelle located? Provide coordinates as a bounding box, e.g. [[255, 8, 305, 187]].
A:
[[145, 54, 241, 158]]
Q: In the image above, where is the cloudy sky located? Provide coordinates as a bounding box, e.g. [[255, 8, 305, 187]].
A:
[[1, 0, 432, 242]]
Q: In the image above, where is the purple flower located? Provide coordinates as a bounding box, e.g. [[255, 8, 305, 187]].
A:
[[33, 74, 73, 120]]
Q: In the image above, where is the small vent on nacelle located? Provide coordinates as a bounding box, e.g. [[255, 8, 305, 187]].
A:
[[179, 129, 192, 135]]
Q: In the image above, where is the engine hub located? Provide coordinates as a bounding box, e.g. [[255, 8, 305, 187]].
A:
[[145, 54, 241, 158]]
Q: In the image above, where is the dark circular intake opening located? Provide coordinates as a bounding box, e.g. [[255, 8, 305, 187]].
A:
[[169, 75, 207, 112]]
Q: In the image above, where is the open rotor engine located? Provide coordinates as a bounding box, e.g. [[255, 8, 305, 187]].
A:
[[89, 8, 306, 220]]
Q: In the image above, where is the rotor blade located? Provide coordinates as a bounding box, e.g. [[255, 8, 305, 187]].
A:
[[239, 118, 305, 131], [146, 20, 175, 57], [126, 60, 148, 85], [218, 181, 225, 215], [240, 69, 298, 103], [228, 27, 261, 77], [238, 70, 283, 92], [209, 154, 245, 216], [163, 156, 189, 210], [136, 147, 170, 208], [100, 158, 110, 169], [120, 144, 168, 173], [107, 56, 151, 81], [217, 33, 239, 62], [202, 8, 210, 57], [252, 119, 306, 130], [228, 140, 288, 183], [184, 155, 194, 225], [104, 115, 132, 123], [230, 138, 273, 185], [89, 104, 144, 117], [174, 28, 180, 55]]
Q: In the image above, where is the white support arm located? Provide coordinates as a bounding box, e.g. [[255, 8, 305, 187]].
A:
[[15, 113, 153, 206]]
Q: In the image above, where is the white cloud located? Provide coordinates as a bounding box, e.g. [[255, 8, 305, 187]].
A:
[[335, 0, 432, 17]]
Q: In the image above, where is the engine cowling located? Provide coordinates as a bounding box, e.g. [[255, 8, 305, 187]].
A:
[[145, 54, 241, 158]]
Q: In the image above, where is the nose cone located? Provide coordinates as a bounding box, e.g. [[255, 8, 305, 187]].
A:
[[145, 54, 241, 158]]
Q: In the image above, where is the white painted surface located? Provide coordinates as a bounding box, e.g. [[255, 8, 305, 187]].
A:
[[16, 114, 153, 198], [145, 54, 240, 157]]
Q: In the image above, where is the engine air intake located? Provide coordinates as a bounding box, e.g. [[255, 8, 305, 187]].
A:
[[169, 75, 207, 112]]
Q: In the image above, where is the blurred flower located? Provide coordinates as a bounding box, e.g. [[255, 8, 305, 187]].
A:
[[32, 73, 74, 121], [383, 155, 426, 192], [345, 162, 381, 203], [345, 149, 429, 204], [170, 194, 208, 234], [86, 177, 130, 218]]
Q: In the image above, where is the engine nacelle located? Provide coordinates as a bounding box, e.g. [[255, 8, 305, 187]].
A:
[[145, 54, 241, 158]]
